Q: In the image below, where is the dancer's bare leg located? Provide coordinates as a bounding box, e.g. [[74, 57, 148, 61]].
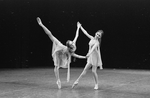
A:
[[54, 66, 61, 89], [37, 17, 61, 44], [72, 63, 91, 88], [92, 66, 98, 90]]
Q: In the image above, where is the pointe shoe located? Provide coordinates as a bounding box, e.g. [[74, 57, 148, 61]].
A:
[[67, 78, 70, 83], [72, 81, 78, 88], [94, 84, 98, 90], [56, 81, 61, 89]]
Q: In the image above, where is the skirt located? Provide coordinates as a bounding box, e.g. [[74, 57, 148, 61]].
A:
[[53, 50, 70, 68], [87, 50, 102, 67]]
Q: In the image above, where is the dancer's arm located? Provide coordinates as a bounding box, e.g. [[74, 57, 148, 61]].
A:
[[86, 42, 99, 57], [72, 22, 81, 44], [80, 25, 93, 39], [37, 17, 61, 44], [72, 53, 86, 59]]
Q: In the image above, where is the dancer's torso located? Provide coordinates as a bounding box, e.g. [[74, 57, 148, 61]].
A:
[[52, 42, 71, 68], [88, 38, 101, 66]]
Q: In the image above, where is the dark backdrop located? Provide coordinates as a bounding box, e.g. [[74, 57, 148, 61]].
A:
[[1, 0, 150, 69]]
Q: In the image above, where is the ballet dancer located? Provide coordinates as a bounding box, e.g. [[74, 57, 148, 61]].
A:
[[72, 22, 103, 90], [37, 17, 86, 89]]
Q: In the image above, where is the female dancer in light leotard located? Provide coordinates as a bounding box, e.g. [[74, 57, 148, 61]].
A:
[[72, 22, 103, 90], [37, 17, 86, 89]]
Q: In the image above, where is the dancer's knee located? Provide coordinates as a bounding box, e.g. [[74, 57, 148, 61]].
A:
[[92, 66, 97, 73], [54, 66, 59, 72], [82, 70, 87, 75]]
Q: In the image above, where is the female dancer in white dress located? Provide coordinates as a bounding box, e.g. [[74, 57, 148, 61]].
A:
[[72, 22, 103, 90], [37, 17, 86, 89]]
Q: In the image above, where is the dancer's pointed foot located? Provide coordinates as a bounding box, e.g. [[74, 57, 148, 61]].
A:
[[56, 80, 61, 89], [67, 78, 70, 83], [72, 81, 78, 89], [94, 84, 98, 90]]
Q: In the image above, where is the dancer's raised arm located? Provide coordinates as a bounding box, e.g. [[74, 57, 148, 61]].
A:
[[37, 17, 61, 44], [80, 24, 93, 39], [72, 22, 81, 44]]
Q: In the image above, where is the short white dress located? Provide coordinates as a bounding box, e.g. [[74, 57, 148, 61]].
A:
[[52, 41, 71, 68], [87, 38, 103, 69]]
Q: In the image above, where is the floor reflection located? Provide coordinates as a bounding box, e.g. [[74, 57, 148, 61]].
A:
[[71, 90, 80, 98], [55, 88, 103, 98], [56, 90, 62, 98]]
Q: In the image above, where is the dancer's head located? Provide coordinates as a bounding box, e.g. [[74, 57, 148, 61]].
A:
[[95, 30, 104, 39], [66, 40, 76, 53]]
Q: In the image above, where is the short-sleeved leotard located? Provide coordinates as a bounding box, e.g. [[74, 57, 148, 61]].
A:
[[52, 41, 71, 68], [87, 38, 103, 69]]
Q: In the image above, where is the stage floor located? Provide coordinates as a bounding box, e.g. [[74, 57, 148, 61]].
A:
[[0, 68, 150, 98]]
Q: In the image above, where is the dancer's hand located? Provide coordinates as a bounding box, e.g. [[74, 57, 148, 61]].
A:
[[37, 17, 42, 25], [86, 55, 89, 58], [86, 53, 90, 57], [77, 22, 81, 28]]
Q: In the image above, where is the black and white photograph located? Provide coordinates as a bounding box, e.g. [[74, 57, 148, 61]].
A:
[[1, 0, 150, 97]]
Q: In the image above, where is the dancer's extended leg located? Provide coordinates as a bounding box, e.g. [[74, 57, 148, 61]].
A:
[[54, 66, 61, 89], [72, 63, 91, 88], [92, 66, 98, 90]]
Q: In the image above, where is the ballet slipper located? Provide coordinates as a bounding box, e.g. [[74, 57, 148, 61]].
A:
[[72, 81, 78, 88], [67, 79, 70, 83], [94, 84, 98, 90], [56, 80, 61, 89]]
